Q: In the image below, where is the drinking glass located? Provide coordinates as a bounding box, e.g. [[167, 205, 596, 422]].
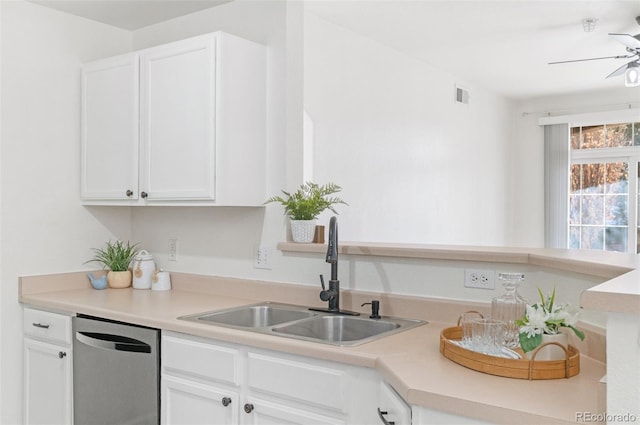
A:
[[459, 311, 483, 349], [471, 318, 505, 356]]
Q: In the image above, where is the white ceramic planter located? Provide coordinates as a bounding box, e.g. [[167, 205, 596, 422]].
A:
[[290, 220, 316, 243], [526, 332, 568, 361]]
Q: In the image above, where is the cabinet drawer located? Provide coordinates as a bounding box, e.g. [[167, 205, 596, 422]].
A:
[[162, 334, 240, 385], [23, 308, 72, 345], [247, 352, 349, 413]]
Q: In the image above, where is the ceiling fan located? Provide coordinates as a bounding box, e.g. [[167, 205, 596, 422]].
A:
[[549, 16, 640, 87]]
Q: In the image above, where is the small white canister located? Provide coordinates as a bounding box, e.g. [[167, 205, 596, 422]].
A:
[[151, 271, 171, 291], [132, 250, 156, 290]]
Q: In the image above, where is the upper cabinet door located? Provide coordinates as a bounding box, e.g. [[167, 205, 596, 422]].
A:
[[140, 36, 216, 201], [81, 53, 139, 201]]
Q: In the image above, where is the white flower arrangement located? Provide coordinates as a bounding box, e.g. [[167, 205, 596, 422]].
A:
[[517, 288, 585, 353]]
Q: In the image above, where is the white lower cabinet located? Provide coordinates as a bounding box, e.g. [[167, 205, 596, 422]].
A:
[[162, 375, 239, 425], [378, 382, 411, 425], [377, 381, 491, 425], [161, 331, 380, 425], [411, 405, 493, 424], [23, 307, 73, 425], [243, 398, 344, 425]]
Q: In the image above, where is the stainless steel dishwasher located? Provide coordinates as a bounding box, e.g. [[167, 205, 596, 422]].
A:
[[73, 315, 160, 425]]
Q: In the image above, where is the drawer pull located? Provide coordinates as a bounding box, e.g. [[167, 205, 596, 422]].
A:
[[58, 351, 67, 359], [32, 322, 50, 329], [377, 408, 395, 425], [221, 397, 232, 407], [244, 403, 254, 414]]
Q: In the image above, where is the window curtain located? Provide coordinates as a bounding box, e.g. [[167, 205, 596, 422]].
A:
[[544, 124, 569, 248]]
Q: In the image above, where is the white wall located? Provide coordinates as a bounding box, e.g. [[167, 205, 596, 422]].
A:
[[0, 1, 133, 422], [304, 12, 515, 245]]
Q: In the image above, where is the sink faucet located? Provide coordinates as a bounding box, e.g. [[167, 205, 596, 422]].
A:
[[321, 216, 340, 310], [312, 216, 359, 316], [326, 216, 339, 279]]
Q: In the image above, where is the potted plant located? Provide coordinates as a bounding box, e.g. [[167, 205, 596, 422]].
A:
[[86, 240, 140, 288], [517, 288, 585, 360], [265, 182, 347, 243]]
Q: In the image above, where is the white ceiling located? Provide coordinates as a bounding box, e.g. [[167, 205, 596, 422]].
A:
[[306, 1, 640, 99], [27, 0, 232, 30], [28, 0, 640, 99]]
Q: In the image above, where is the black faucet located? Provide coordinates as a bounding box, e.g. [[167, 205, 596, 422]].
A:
[[311, 216, 359, 315], [321, 216, 340, 310]]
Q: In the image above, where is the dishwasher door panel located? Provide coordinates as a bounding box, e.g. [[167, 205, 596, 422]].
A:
[[73, 316, 159, 425]]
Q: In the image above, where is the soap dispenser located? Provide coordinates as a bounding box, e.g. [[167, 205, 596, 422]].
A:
[[361, 300, 381, 319]]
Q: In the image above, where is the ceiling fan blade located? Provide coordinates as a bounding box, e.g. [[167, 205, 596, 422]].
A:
[[606, 60, 639, 78], [606, 62, 629, 78], [609, 33, 640, 50], [549, 55, 630, 65]]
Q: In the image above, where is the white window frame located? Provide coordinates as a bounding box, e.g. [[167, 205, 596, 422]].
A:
[[540, 108, 640, 252], [570, 149, 639, 252]]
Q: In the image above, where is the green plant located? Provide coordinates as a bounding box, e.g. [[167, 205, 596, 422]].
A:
[[517, 288, 585, 353], [86, 240, 139, 272], [265, 182, 347, 220]]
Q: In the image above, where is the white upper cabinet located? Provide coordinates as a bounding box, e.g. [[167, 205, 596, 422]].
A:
[[81, 53, 139, 201], [140, 36, 216, 202], [81, 32, 266, 206]]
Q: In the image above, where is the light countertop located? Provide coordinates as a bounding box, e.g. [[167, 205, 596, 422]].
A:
[[20, 271, 606, 425]]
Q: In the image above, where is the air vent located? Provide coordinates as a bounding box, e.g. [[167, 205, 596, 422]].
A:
[[455, 86, 469, 104]]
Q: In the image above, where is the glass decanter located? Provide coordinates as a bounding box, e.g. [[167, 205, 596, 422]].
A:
[[491, 272, 527, 348]]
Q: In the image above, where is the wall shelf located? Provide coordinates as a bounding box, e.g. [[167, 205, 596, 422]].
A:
[[278, 241, 640, 315], [277, 241, 630, 278]]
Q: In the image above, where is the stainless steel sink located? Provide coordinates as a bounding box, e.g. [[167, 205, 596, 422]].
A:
[[178, 302, 426, 346], [180, 303, 316, 328], [272, 315, 401, 344]]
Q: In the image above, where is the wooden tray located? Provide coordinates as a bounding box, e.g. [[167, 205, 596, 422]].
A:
[[440, 326, 580, 380]]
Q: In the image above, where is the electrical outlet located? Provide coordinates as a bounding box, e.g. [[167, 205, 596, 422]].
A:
[[254, 246, 272, 270], [464, 269, 495, 289], [168, 238, 177, 262]]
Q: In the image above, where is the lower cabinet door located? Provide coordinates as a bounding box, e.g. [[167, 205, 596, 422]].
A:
[[162, 375, 238, 425], [378, 382, 411, 425], [23, 338, 72, 425], [241, 398, 345, 425]]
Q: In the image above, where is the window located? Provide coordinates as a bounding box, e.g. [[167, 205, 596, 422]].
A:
[[569, 122, 640, 253]]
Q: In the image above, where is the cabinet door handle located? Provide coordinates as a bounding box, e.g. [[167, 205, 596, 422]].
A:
[[32, 322, 50, 329], [377, 408, 396, 425], [243, 403, 254, 414], [58, 351, 67, 359], [221, 397, 232, 407], [126, 190, 133, 197], [140, 191, 148, 199]]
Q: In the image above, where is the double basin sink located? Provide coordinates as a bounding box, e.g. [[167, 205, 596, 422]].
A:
[[179, 302, 425, 346]]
